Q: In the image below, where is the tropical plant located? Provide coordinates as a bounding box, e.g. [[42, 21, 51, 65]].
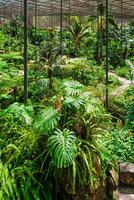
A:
[[68, 16, 89, 56], [47, 128, 78, 168], [99, 129, 134, 163], [34, 106, 60, 134], [4, 15, 23, 38], [40, 28, 60, 88], [0, 162, 19, 200]]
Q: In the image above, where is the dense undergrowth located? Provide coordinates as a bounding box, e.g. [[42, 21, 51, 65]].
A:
[[0, 13, 134, 200]]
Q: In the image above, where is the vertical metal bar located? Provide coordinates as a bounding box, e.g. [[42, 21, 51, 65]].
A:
[[10, 0, 12, 50], [24, 0, 28, 104], [120, 0, 123, 67], [97, 1, 100, 64], [68, 0, 71, 50], [21, 0, 23, 53], [60, 0, 63, 55], [105, 0, 109, 109], [35, 0, 37, 61]]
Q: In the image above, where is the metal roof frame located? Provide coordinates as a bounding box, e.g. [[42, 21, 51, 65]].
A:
[[0, 0, 134, 19]]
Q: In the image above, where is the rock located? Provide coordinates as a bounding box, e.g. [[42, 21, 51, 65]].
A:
[[119, 194, 134, 200], [106, 166, 119, 192], [106, 165, 119, 200], [113, 190, 120, 200], [119, 185, 134, 194], [120, 163, 134, 186]]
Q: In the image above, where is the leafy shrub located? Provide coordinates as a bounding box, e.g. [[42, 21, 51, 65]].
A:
[[99, 129, 134, 163], [1, 102, 33, 125], [125, 86, 134, 132], [108, 75, 121, 86], [115, 66, 130, 78], [0, 162, 19, 200], [29, 28, 48, 45]]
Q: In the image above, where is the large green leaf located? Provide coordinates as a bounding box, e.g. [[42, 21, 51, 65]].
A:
[[1, 102, 33, 125], [47, 128, 78, 168], [34, 107, 60, 134], [63, 79, 84, 97]]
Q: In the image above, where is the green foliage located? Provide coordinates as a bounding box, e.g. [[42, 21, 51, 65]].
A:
[[99, 129, 134, 163], [115, 66, 130, 78], [108, 40, 123, 67], [0, 31, 6, 49], [0, 15, 134, 199], [4, 15, 23, 37], [63, 96, 84, 111], [34, 107, 60, 134], [29, 78, 49, 100], [40, 29, 60, 88], [47, 128, 78, 168], [125, 86, 134, 132], [129, 20, 134, 35], [68, 16, 89, 56], [1, 52, 23, 64], [63, 79, 84, 97], [126, 101, 134, 132], [29, 28, 48, 45], [0, 162, 19, 200], [1, 102, 33, 125], [108, 75, 121, 86]]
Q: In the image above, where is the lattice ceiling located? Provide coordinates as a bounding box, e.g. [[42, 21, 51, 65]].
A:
[[0, 0, 134, 19]]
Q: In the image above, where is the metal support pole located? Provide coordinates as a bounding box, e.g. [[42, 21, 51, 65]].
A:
[[68, 0, 71, 50], [24, 0, 28, 104], [121, 0, 123, 67], [35, 0, 37, 60], [105, 0, 109, 109], [97, 1, 100, 64], [60, 0, 63, 55]]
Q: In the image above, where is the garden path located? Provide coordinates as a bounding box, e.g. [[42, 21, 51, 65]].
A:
[[109, 72, 134, 96]]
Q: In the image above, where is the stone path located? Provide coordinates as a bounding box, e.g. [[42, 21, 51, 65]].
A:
[[120, 194, 134, 200], [109, 72, 134, 96]]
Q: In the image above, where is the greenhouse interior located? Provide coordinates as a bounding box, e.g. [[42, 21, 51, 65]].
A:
[[0, 0, 134, 199]]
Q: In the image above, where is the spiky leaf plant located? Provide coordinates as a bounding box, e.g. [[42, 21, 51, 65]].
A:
[[69, 16, 89, 55], [0, 162, 19, 200]]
